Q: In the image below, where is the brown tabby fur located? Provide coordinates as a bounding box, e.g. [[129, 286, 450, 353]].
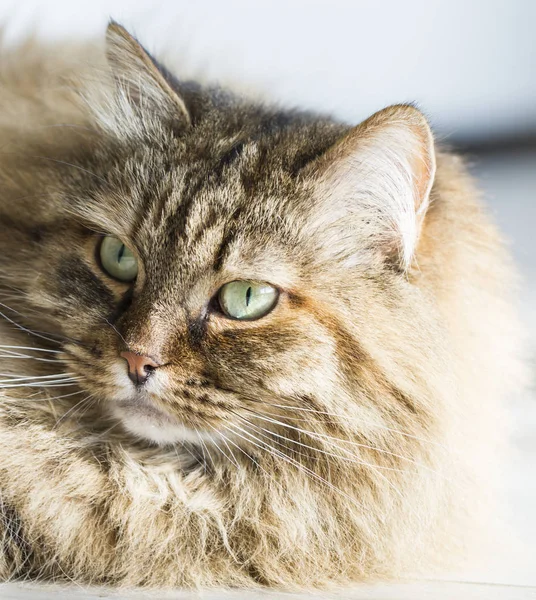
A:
[[0, 22, 526, 589]]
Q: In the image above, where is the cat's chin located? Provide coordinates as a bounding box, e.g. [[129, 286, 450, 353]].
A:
[[111, 400, 215, 446]]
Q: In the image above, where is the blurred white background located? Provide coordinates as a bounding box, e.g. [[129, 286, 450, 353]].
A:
[[2, 0, 536, 144], [0, 1, 534, 597]]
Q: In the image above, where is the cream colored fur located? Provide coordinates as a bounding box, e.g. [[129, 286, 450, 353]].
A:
[[0, 24, 528, 589]]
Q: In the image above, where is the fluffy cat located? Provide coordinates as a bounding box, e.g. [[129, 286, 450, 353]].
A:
[[0, 22, 526, 588]]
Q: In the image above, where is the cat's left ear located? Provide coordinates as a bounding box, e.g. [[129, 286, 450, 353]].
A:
[[308, 104, 436, 271], [104, 21, 191, 128]]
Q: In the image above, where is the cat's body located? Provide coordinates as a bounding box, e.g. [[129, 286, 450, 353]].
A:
[[0, 24, 526, 588]]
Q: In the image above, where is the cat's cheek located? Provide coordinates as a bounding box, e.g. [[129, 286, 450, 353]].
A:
[[261, 343, 340, 407]]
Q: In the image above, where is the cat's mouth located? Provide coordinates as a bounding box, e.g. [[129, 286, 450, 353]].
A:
[[66, 353, 233, 445], [109, 362, 231, 445]]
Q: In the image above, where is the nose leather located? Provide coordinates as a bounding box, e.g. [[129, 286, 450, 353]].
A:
[[120, 351, 161, 386]]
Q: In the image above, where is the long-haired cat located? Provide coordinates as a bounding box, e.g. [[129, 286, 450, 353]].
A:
[[0, 22, 526, 588]]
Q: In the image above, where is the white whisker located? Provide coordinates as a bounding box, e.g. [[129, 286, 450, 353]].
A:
[[54, 394, 96, 429], [0, 382, 78, 389], [234, 412, 415, 475], [268, 402, 444, 449], [192, 428, 216, 473], [227, 421, 366, 511], [0, 355, 59, 363], [216, 431, 240, 469], [209, 431, 239, 470], [189, 433, 207, 473], [0, 345, 61, 354], [43, 390, 86, 401], [213, 426, 260, 470], [0, 308, 62, 345], [234, 415, 415, 512], [0, 372, 76, 382], [103, 318, 128, 346], [30, 155, 109, 186], [243, 407, 442, 477]]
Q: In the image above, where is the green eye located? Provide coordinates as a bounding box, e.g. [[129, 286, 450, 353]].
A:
[[99, 236, 138, 282], [218, 280, 278, 320]]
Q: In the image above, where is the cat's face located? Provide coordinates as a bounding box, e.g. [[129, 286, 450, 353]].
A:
[[30, 139, 364, 446], [53, 149, 350, 445], [2, 24, 439, 449]]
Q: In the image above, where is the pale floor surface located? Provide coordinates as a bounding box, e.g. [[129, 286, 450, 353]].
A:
[[1, 151, 535, 598], [1, 581, 536, 600]]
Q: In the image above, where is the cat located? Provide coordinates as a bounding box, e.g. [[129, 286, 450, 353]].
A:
[[0, 21, 526, 588]]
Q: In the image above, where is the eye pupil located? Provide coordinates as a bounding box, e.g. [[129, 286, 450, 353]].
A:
[[117, 244, 125, 262], [245, 286, 252, 307]]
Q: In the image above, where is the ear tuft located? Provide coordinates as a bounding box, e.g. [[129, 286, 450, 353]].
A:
[[89, 21, 190, 138], [311, 104, 436, 270]]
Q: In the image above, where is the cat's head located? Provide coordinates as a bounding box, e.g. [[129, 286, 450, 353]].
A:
[[3, 23, 441, 450]]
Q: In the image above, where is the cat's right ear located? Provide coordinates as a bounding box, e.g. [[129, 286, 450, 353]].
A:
[[102, 21, 191, 132]]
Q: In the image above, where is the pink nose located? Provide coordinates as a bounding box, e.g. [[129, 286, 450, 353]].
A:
[[120, 351, 161, 386]]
